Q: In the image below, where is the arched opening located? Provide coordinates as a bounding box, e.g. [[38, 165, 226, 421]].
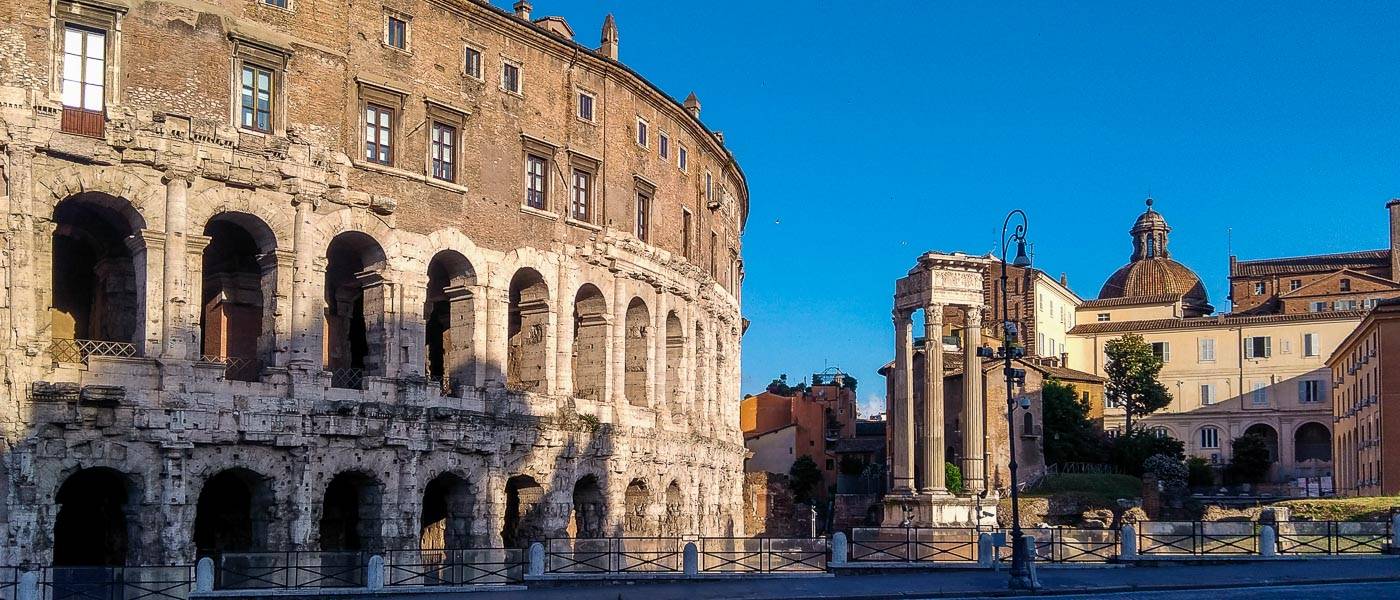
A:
[[420, 473, 473, 550], [501, 475, 545, 547], [624, 298, 650, 406], [1294, 422, 1332, 463], [665, 312, 684, 420], [324, 232, 388, 389], [424, 251, 477, 397], [200, 214, 276, 381], [1243, 423, 1280, 463], [50, 193, 145, 360], [1022, 411, 1034, 436], [568, 475, 605, 539], [53, 467, 130, 566], [571, 285, 608, 402], [622, 479, 650, 535], [506, 269, 549, 393], [319, 471, 383, 551], [660, 481, 684, 536], [194, 468, 273, 556]]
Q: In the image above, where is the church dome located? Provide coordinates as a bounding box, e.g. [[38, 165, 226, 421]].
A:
[[1097, 199, 1213, 313]]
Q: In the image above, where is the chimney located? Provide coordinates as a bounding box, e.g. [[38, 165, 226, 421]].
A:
[[513, 0, 531, 20], [1059, 272, 1068, 287], [1390, 198, 1400, 281], [599, 14, 618, 60], [684, 92, 701, 119]]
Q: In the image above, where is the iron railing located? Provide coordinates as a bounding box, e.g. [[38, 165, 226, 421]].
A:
[[1137, 521, 1258, 556], [699, 538, 826, 573], [383, 548, 524, 586], [329, 368, 366, 390], [50, 339, 139, 363], [848, 527, 980, 563], [546, 538, 682, 574], [0, 567, 17, 600], [211, 551, 366, 589], [1275, 521, 1391, 555], [39, 566, 192, 600], [199, 355, 261, 382], [1017, 527, 1120, 563]]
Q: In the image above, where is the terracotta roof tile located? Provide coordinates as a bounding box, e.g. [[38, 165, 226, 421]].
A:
[[1068, 310, 1368, 335], [1231, 250, 1390, 277]]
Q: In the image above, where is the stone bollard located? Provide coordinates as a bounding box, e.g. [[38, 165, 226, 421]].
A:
[[528, 542, 545, 576], [831, 532, 849, 565], [17, 570, 38, 600], [1260, 525, 1278, 557], [1120, 524, 1138, 560], [195, 557, 215, 592], [1021, 535, 1041, 589], [683, 542, 699, 576], [1392, 513, 1400, 552], [976, 533, 994, 567], [366, 555, 384, 590]]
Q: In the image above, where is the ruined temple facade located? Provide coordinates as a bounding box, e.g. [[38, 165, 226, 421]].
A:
[[0, 0, 748, 565]]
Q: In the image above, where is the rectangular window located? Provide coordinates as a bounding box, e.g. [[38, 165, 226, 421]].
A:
[[705, 171, 714, 204], [679, 146, 688, 171], [1299, 379, 1322, 403], [1335, 299, 1358, 311], [1198, 337, 1215, 362], [1253, 282, 1266, 295], [578, 91, 594, 121], [1290, 279, 1302, 291], [709, 231, 718, 277], [660, 133, 670, 159], [464, 46, 482, 78], [635, 192, 650, 242], [239, 63, 273, 133], [1151, 341, 1170, 363], [1303, 332, 1319, 357], [386, 16, 408, 50], [1340, 278, 1352, 292], [571, 169, 592, 222], [636, 117, 648, 147], [1244, 336, 1271, 359], [1200, 427, 1219, 449], [1097, 313, 1110, 322], [364, 104, 394, 165], [61, 25, 106, 113], [1310, 301, 1327, 313], [430, 122, 456, 182], [525, 154, 547, 209], [682, 209, 693, 258], [1251, 382, 1268, 406], [502, 62, 521, 93], [1200, 384, 1216, 406], [263, 0, 288, 7]]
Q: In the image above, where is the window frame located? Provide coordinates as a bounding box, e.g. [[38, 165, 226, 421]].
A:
[[567, 151, 600, 225], [1198, 337, 1215, 362], [1244, 335, 1271, 359], [429, 121, 456, 182], [577, 89, 596, 123], [635, 190, 651, 242], [463, 44, 483, 80], [636, 116, 649, 148], [1250, 382, 1268, 406], [358, 82, 406, 167], [1200, 383, 1215, 406], [60, 23, 107, 113], [230, 37, 290, 136], [1303, 332, 1319, 357], [678, 145, 689, 171], [520, 135, 558, 212], [1096, 313, 1110, 322], [364, 103, 395, 165], [261, 0, 291, 9], [423, 100, 468, 184], [238, 62, 275, 134], [1253, 282, 1266, 295], [384, 13, 410, 52], [1151, 341, 1171, 363], [500, 59, 523, 95], [682, 208, 694, 259], [1200, 426, 1219, 449], [659, 132, 670, 160]]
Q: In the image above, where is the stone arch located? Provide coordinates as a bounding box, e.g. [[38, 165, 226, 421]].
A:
[[324, 231, 389, 388], [507, 268, 550, 393], [319, 470, 384, 551], [193, 467, 274, 556], [50, 192, 147, 352], [502, 475, 546, 548], [53, 467, 136, 566], [665, 311, 684, 418], [624, 298, 651, 406], [424, 250, 479, 395], [622, 478, 651, 535], [660, 480, 685, 536], [200, 212, 278, 381], [572, 284, 608, 402], [419, 472, 475, 550], [1243, 423, 1280, 463], [39, 165, 163, 231], [187, 186, 295, 245], [568, 474, 606, 539], [1294, 421, 1331, 463]]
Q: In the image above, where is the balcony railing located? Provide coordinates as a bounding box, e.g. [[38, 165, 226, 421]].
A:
[[50, 338, 139, 363], [329, 368, 366, 390], [60, 107, 105, 138], [200, 355, 261, 382]]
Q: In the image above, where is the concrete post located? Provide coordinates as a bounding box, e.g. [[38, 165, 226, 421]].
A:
[[976, 533, 994, 567], [1021, 535, 1041, 589], [1119, 524, 1137, 560], [195, 557, 214, 592], [366, 555, 384, 590], [1260, 525, 1277, 557], [683, 542, 699, 576], [1391, 513, 1400, 552], [831, 532, 849, 565], [528, 542, 545, 576], [17, 570, 37, 600]]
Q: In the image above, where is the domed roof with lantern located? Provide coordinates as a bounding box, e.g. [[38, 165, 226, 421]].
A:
[[1097, 198, 1213, 316]]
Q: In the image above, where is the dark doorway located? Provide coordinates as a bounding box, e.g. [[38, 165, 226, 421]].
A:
[[320, 472, 382, 551], [194, 469, 272, 556], [420, 473, 473, 550], [54, 468, 129, 566]]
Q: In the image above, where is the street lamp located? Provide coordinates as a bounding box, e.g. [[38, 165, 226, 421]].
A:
[[977, 209, 1037, 590]]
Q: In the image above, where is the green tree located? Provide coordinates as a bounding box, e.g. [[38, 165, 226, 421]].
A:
[[1186, 456, 1215, 488], [1041, 379, 1107, 464], [1103, 333, 1172, 431], [767, 375, 795, 396], [1227, 434, 1273, 484], [788, 455, 823, 505], [1110, 430, 1184, 477], [945, 462, 963, 494]]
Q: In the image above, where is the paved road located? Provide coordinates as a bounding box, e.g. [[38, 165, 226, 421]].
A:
[[1036, 581, 1400, 600]]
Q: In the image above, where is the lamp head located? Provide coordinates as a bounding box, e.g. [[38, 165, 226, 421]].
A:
[[1011, 238, 1032, 267]]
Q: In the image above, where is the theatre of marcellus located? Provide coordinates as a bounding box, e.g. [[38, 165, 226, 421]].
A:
[[0, 0, 751, 566]]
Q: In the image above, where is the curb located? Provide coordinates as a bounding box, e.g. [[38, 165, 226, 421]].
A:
[[770, 575, 1400, 600]]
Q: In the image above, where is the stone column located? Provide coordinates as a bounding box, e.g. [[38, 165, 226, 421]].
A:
[[554, 267, 574, 397], [160, 171, 193, 359], [652, 288, 667, 414], [962, 307, 985, 494], [610, 272, 628, 418], [287, 197, 318, 369], [892, 310, 915, 494], [922, 304, 947, 494]]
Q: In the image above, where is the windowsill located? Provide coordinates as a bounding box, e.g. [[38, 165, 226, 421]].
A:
[[424, 176, 468, 194], [500, 87, 524, 99], [464, 74, 484, 84], [352, 159, 468, 195], [520, 205, 558, 221], [577, 116, 597, 126], [256, 2, 295, 14], [566, 217, 601, 232], [381, 42, 412, 55]]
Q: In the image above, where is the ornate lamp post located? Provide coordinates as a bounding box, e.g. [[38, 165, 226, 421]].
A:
[[978, 209, 1037, 589]]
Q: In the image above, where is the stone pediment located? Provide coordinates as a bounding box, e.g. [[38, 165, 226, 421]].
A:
[[1278, 268, 1400, 298]]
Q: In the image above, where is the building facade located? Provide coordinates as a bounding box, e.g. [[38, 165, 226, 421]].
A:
[[740, 375, 858, 500], [1329, 298, 1400, 496], [0, 0, 749, 566]]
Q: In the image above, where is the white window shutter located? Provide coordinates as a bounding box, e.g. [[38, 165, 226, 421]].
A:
[[1264, 337, 1272, 357], [1298, 381, 1307, 403], [1163, 343, 1171, 363], [1244, 339, 1254, 359]]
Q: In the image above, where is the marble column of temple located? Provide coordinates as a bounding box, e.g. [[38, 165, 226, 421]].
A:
[[962, 308, 985, 494]]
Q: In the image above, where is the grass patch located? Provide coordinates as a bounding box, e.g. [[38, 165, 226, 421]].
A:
[[1275, 497, 1400, 521], [1026, 474, 1142, 504]]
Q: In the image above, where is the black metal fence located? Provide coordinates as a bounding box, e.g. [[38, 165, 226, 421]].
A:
[[1138, 521, 1259, 555], [383, 548, 525, 586], [546, 538, 681, 574], [1275, 521, 1391, 555], [211, 551, 366, 589], [1021, 527, 1121, 562], [698, 538, 827, 573], [848, 527, 981, 562], [39, 566, 192, 600]]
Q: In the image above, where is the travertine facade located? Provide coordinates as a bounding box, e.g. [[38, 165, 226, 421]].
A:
[[0, 0, 748, 566]]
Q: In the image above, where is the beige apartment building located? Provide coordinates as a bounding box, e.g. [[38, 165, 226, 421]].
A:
[[1329, 298, 1400, 497]]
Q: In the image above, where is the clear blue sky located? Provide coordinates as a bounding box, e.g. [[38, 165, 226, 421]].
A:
[[496, 2, 1400, 417]]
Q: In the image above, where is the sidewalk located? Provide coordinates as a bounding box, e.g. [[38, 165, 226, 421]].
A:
[[450, 556, 1400, 600]]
